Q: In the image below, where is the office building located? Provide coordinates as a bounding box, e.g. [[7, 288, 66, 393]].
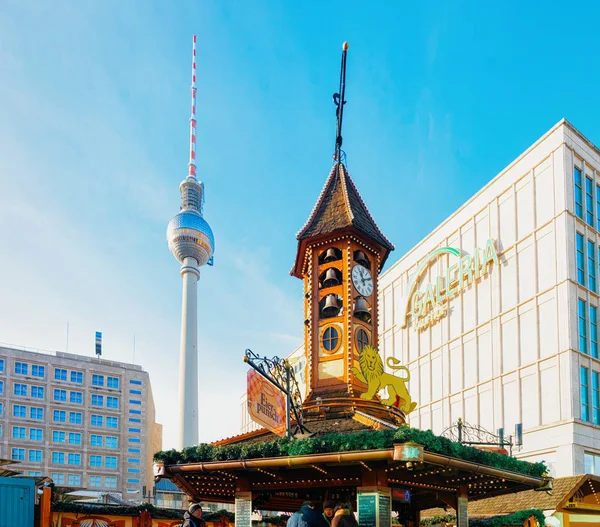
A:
[[0, 345, 162, 499]]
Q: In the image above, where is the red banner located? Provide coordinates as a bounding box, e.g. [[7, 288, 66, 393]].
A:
[[247, 369, 286, 437]]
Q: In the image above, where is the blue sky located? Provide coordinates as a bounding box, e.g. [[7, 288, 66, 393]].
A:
[[1, 0, 599, 448]]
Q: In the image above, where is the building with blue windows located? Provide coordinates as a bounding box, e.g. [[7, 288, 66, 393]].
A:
[[0, 345, 162, 500]]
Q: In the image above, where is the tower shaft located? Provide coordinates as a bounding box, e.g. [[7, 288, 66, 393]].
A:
[[177, 256, 200, 449]]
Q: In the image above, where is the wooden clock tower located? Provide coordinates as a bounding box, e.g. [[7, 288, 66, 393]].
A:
[[291, 43, 395, 414]]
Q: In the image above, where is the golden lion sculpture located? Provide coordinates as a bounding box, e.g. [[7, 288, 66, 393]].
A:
[[351, 345, 417, 415]]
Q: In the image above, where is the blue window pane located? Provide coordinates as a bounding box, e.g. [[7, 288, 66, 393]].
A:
[[52, 431, 65, 443], [92, 374, 105, 387], [582, 366, 590, 421], [130, 379, 142, 385], [129, 418, 141, 423], [589, 240, 597, 292], [593, 372, 600, 425], [30, 407, 43, 420], [128, 447, 140, 453], [128, 438, 141, 443], [13, 405, 27, 418], [31, 386, 44, 398], [107, 376, 119, 389], [14, 384, 27, 396], [106, 417, 118, 428], [70, 371, 83, 383], [15, 362, 28, 375], [54, 368, 67, 381], [577, 233, 586, 286], [586, 177, 594, 225], [579, 299, 588, 354], [31, 365, 45, 378], [0, 359, 4, 372], [575, 167, 584, 218], [29, 428, 43, 441], [106, 436, 118, 448], [129, 390, 142, 395], [69, 432, 81, 445], [129, 399, 141, 405], [69, 412, 82, 424], [130, 409, 141, 415], [70, 391, 83, 404], [91, 415, 103, 427], [128, 427, 141, 433]]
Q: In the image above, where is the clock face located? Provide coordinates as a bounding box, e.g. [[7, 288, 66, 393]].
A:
[[352, 265, 373, 297]]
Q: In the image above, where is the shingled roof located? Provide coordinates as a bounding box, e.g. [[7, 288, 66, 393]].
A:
[[292, 163, 394, 276], [421, 475, 597, 518]]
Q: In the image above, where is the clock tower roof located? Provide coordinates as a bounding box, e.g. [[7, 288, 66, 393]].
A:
[[292, 162, 394, 277]]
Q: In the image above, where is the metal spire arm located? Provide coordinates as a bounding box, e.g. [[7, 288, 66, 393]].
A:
[[333, 42, 349, 162]]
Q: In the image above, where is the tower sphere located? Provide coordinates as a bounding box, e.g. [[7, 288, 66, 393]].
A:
[[167, 210, 214, 266]]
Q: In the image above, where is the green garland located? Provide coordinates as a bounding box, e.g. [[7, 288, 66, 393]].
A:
[[420, 509, 544, 527], [154, 428, 547, 478], [469, 509, 545, 527]]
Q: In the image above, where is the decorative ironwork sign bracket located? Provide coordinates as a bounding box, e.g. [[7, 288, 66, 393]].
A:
[[441, 418, 522, 457], [244, 349, 310, 438]]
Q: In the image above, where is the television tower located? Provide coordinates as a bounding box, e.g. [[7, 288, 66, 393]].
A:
[[167, 34, 215, 449]]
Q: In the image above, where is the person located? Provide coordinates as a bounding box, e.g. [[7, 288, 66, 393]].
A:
[[322, 500, 335, 526], [287, 501, 328, 527], [183, 503, 205, 527], [330, 503, 358, 527]]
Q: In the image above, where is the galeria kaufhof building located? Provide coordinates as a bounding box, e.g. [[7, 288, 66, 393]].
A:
[[378, 118, 600, 478]]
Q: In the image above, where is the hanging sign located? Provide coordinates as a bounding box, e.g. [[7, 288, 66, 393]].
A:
[[402, 239, 500, 332], [393, 442, 424, 462], [246, 369, 286, 437]]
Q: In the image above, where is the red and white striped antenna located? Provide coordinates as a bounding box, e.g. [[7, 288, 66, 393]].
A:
[[188, 34, 197, 179]]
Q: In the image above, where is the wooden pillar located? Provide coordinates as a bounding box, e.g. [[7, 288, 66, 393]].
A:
[[40, 486, 51, 527], [456, 486, 468, 527]]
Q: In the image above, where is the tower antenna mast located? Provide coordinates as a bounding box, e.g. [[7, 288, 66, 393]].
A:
[[188, 34, 197, 179], [333, 42, 349, 163]]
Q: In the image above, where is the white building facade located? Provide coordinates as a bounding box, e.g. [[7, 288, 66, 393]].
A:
[[0, 345, 162, 499], [379, 119, 600, 478]]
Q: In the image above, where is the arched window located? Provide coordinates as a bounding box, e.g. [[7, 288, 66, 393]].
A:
[[356, 329, 369, 352]]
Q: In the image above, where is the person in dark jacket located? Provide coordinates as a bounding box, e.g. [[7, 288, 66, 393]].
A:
[[322, 500, 335, 526], [287, 501, 328, 527], [330, 503, 358, 527], [183, 503, 205, 527]]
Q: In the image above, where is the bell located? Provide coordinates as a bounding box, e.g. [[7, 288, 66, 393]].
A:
[[322, 294, 340, 317], [355, 251, 369, 268], [354, 296, 371, 322], [322, 268, 340, 288], [323, 248, 338, 263]]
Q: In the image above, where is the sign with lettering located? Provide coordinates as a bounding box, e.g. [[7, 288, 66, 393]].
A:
[[391, 488, 411, 504], [247, 369, 286, 437], [357, 488, 391, 527], [393, 442, 424, 462], [235, 492, 252, 527], [378, 490, 391, 527], [357, 492, 377, 527], [402, 239, 500, 332]]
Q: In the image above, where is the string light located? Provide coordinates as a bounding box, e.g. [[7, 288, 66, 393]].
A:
[[311, 464, 328, 474]]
